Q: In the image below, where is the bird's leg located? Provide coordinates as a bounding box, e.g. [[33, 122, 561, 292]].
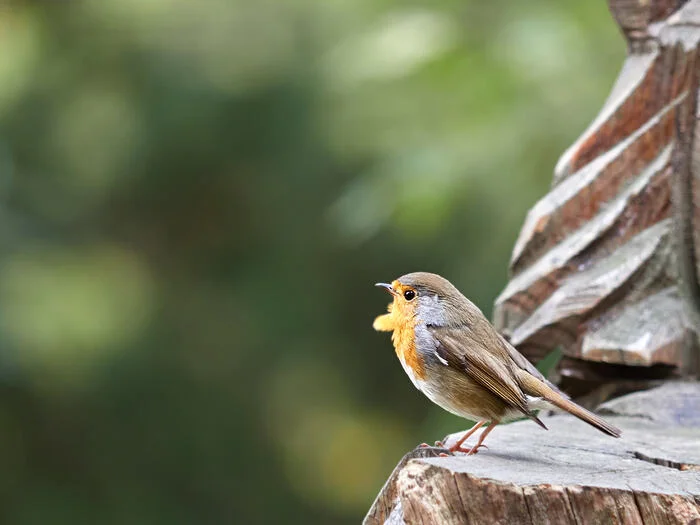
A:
[[447, 420, 486, 453], [465, 420, 499, 456]]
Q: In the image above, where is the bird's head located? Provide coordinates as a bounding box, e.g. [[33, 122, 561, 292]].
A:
[[372, 272, 465, 331]]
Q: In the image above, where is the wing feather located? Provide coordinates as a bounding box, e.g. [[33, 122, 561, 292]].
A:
[[432, 326, 531, 417]]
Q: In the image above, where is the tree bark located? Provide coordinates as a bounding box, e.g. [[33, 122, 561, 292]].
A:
[[365, 382, 700, 525]]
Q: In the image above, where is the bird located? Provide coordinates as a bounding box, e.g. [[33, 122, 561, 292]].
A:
[[373, 271, 621, 455]]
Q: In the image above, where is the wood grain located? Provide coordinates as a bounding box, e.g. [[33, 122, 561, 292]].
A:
[[493, 0, 700, 383]]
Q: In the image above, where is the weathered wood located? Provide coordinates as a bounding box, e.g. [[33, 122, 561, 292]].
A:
[[493, 0, 700, 385], [365, 382, 700, 525], [364, 445, 450, 525]]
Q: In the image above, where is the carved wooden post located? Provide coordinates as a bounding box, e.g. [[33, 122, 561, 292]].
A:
[[493, 0, 700, 397]]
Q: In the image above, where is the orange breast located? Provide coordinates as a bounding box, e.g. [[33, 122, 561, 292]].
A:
[[392, 319, 426, 381], [373, 283, 426, 383]]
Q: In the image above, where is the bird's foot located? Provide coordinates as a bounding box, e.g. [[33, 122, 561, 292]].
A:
[[449, 443, 488, 455], [433, 440, 450, 457], [437, 434, 486, 454], [419, 442, 452, 457]]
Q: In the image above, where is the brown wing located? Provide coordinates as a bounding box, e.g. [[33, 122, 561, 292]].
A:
[[495, 332, 569, 399], [431, 325, 541, 424]]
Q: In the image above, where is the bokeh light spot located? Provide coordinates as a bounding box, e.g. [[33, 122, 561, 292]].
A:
[[0, 9, 41, 116], [0, 244, 154, 388], [50, 87, 142, 201], [324, 9, 458, 89], [283, 409, 409, 513]]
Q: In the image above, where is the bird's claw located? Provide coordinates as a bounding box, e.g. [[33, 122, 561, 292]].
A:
[[450, 443, 488, 455], [418, 442, 452, 456]]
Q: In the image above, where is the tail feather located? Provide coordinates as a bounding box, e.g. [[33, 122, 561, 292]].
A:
[[517, 371, 621, 438], [529, 414, 548, 430]]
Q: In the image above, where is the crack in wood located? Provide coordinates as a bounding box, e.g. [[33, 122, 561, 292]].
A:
[[633, 450, 700, 471], [450, 473, 469, 525], [563, 487, 583, 525], [631, 490, 646, 524], [519, 485, 534, 525]]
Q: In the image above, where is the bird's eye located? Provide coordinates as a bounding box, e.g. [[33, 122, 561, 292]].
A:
[[403, 289, 416, 301]]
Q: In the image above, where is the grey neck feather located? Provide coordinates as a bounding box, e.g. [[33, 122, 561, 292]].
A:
[[416, 293, 445, 326], [416, 290, 480, 328]]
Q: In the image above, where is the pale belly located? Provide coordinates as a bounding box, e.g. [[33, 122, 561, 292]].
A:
[[398, 356, 509, 422]]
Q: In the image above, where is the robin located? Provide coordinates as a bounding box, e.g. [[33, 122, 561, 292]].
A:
[[373, 272, 621, 455]]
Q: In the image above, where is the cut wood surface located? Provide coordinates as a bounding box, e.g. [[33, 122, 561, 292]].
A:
[[364, 382, 700, 525], [493, 0, 700, 386]]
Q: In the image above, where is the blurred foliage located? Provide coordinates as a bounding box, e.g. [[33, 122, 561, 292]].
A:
[[0, 0, 623, 523], [536, 347, 564, 377]]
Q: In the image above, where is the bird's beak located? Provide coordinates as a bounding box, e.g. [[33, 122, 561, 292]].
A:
[[375, 282, 397, 296]]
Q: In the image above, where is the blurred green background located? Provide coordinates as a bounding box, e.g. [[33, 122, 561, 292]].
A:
[[0, 1, 623, 523]]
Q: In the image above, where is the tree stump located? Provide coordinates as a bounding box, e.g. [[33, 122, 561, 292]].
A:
[[364, 382, 700, 525], [493, 0, 700, 396]]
